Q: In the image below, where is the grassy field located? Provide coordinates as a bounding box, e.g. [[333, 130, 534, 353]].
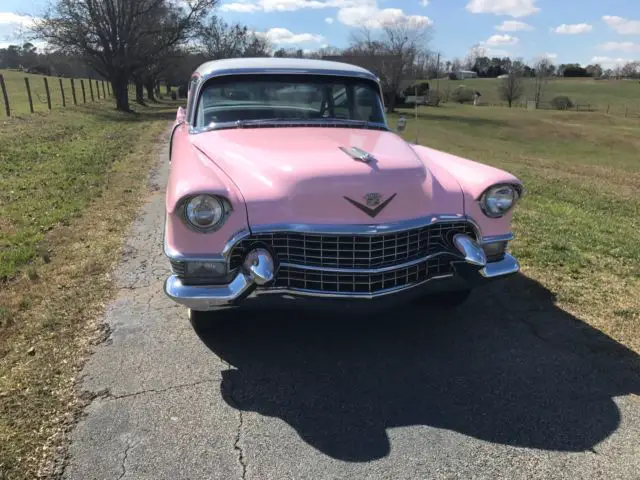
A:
[[0, 99, 178, 478], [396, 104, 640, 350], [433, 77, 640, 116]]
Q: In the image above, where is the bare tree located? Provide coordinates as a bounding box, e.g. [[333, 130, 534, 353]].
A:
[[346, 20, 431, 112], [533, 56, 553, 108], [33, 0, 216, 112], [621, 61, 640, 79], [498, 69, 524, 107]]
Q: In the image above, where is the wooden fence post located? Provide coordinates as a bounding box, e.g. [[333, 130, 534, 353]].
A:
[[96, 80, 100, 100], [101, 80, 106, 98], [89, 80, 95, 102], [625, 107, 628, 118], [70, 78, 77, 105], [43, 77, 52, 110], [24, 77, 34, 113], [59, 78, 66, 107], [107, 82, 111, 96], [0, 74, 10, 117], [606, 104, 610, 115], [81, 79, 87, 103]]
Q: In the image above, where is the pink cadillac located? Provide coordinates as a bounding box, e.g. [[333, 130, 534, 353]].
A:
[[164, 58, 523, 323]]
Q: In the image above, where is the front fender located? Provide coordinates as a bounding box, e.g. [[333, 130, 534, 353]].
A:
[[166, 129, 249, 257], [412, 145, 522, 238]]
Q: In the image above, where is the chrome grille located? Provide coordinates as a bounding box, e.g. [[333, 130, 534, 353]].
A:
[[275, 256, 453, 294], [229, 221, 475, 270]]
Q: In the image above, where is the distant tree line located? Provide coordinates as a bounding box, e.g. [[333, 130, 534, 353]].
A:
[[2, 1, 639, 113]]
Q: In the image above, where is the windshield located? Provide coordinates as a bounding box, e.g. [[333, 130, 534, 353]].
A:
[[194, 74, 386, 129]]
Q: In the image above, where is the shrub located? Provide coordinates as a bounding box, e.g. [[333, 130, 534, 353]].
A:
[[425, 90, 441, 106], [403, 81, 430, 97], [551, 95, 574, 110], [451, 86, 475, 104]]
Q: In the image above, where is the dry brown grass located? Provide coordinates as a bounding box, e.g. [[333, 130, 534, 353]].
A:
[[0, 105, 172, 479]]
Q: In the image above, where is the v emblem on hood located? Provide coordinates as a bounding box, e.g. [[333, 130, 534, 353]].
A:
[[344, 193, 397, 218]]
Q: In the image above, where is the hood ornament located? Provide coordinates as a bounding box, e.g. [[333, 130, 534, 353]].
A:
[[344, 193, 397, 218], [339, 146, 375, 164]]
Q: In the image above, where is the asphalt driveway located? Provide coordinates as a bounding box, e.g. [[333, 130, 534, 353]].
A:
[[64, 139, 640, 480]]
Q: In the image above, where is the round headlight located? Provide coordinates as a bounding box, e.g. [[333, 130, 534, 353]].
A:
[[185, 195, 224, 230], [481, 185, 518, 218]]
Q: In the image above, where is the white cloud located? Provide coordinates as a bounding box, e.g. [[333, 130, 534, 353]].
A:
[[485, 48, 511, 57], [222, 0, 432, 30], [598, 41, 640, 53], [544, 52, 558, 59], [420, 0, 429, 6], [338, 7, 432, 29], [495, 20, 533, 31], [602, 15, 640, 35], [483, 34, 519, 46], [325, 17, 334, 24], [591, 56, 633, 68], [465, 0, 539, 18], [221, 0, 329, 13], [0, 12, 38, 27], [552, 23, 592, 34], [259, 27, 324, 44], [220, 2, 261, 11]]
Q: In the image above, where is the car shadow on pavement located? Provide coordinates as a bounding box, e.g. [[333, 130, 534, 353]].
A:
[[193, 273, 640, 462]]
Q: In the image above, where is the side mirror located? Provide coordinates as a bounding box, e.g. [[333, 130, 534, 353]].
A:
[[396, 116, 407, 133]]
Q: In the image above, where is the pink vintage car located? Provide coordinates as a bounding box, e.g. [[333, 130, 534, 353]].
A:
[[164, 58, 523, 324]]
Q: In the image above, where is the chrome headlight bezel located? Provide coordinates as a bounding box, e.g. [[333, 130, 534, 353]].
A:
[[179, 194, 232, 232], [479, 184, 522, 218]]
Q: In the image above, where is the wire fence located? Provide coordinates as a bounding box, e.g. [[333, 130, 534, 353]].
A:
[[0, 71, 115, 117], [470, 100, 640, 118], [0, 71, 170, 117]]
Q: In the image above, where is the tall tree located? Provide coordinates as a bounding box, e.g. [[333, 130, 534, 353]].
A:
[[33, 0, 216, 112], [498, 69, 524, 107], [346, 20, 431, 112], [533, 57, 553, 107]]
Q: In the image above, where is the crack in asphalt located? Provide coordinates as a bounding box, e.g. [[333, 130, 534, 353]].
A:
[[95, 379, 217, 401], [117, 440, 132, 480], [224, 361, 248, 480], [234, 410, 247, 480]]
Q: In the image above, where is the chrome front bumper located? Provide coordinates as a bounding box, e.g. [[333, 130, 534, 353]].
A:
[[164, 233, 520, 311]]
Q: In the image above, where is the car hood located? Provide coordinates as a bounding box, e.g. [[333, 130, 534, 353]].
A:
[[190, 127, 464, 226]]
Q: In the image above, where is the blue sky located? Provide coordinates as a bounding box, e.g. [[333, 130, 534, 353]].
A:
[[2, 0, 639, 68]]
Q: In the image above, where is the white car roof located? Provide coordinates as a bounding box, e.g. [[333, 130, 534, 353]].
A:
[[194, 57, 379, 82]]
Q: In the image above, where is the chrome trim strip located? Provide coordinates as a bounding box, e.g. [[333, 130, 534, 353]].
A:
[[190, 119, 390, 135], [480, 253, 519, 278], [480, 233, 514, 244], [259, 274, 456, 300], [279, 251, 459, 274], [249, 214, 473, 236]]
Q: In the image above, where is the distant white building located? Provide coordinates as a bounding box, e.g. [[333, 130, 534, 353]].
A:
[[451, 70, 478, 80]]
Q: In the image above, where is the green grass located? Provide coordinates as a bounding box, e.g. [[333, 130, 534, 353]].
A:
[[433, 77, 640, 116], [0, 99, 178, 479], [397, 104, 640, 349]]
